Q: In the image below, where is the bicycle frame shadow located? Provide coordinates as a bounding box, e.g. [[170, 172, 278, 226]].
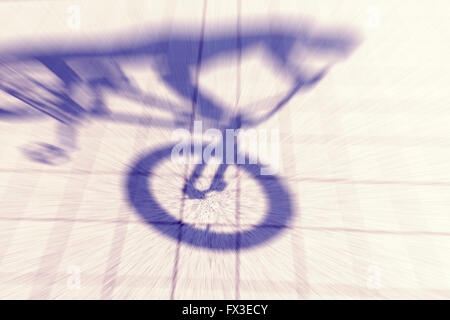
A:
[[0, 19, 359, 250]]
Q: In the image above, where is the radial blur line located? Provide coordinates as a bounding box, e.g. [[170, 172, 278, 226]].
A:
[[170, 0, 208, 300], [319, 110, 373, 298], [99, 0, 182, 299], [234, 0, 242, 300], [369, 123, 447, 293]]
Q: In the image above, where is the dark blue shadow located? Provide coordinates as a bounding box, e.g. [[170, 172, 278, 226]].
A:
[[0, 20, 358, 249], [0, 21, 359, 138], [127, 144, 292, 250]]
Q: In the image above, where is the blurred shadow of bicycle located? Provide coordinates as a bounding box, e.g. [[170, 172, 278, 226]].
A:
[[0, 19, 359, 250]]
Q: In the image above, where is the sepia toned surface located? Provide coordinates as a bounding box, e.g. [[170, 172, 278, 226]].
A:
[[0, 0, 450, 299]]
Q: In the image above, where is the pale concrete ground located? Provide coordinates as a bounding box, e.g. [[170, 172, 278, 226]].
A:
[[0, 0, 450, 299]]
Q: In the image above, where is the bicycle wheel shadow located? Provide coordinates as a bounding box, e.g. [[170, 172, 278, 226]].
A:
[[127, 144, 293, 251]]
